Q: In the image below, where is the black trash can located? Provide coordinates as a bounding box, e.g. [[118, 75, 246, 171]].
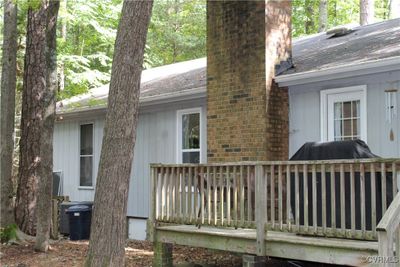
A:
[[66, 205, 92, 240]]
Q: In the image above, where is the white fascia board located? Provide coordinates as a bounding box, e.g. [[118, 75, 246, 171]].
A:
[[56, 86, 207, 120], [275, 56, 400, 87]]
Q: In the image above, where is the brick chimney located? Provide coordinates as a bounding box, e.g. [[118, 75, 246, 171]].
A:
[[207, 0, 291, 163]]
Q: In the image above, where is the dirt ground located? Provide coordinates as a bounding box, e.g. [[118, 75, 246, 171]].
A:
[[0, 239, 243, 267]]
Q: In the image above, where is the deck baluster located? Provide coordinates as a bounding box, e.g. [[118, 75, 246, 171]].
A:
[[213, 166, 217, 225], [188, 167, 193, 223], [340, 164, 345, 235], [247, 166, 252, 222], [312, 164, 317, 234], [220, 166, 224, 226], [330, 164, 336, 234], [393, 162, 398, 198], [194, 167, 198, 224], [207, 166, 211, 225], [278, 164, 283, 231], [286, 165, 291, 232], [371, 163, 377, 238], [350, 164, 356, 237], [271, 165, 275, 230], [382, 162, 387, 213], [321, 164, 327, 235], [227, 166, 231, 225], [240, 165, 245, 226], [233, 166, 238, 227], [200, 166, 205, 225], [295, 165, 300, 231], [303, 164, 309, 233], [360, 163, 366, 238]]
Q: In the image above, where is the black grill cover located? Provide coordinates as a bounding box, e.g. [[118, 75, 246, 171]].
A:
[[289, 140, 394, 232], [290, 140, 379, 160]]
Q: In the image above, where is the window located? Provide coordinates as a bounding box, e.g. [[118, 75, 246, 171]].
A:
[[333, 100, 360, 140], [52, 171, 62, 196], [321, 86, 367, 142], [177, 108, 201, 163], [80, 123, 93, 187]]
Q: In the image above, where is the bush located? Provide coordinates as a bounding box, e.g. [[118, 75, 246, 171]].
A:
[[0, 223, 17, 244]]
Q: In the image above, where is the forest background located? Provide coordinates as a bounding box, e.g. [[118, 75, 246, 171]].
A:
[[0, 0, 398, 182]]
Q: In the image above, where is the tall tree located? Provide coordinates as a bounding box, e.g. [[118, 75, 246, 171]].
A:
[[15, 0, 58, 235], [85, 1, 153, 266], [319, 0, 328, 32], [34, 0, 60, 252], [0, 0, 18, 228], [360, 0, 375, 25]]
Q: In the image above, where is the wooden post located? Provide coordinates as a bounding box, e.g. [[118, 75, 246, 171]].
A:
[[146, 166, 157, 241], [50, 199, 59, 239], [153, 242, 173, 267], [255, 164, 267, 256]]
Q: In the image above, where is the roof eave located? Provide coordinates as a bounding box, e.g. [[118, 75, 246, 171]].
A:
[[275, 56, 400, 87], [56, 86, 207, 120]]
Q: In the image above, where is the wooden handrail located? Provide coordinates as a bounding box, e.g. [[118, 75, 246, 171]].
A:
[[150, 158, 399, 168], [377, 192, 400, 267], [377, 192, 400, 235]]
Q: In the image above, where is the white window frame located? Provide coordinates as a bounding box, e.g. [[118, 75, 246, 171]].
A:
[[320, 85, 367, 142], [78, 122, 94, 189], [176, 108, 203, 164]]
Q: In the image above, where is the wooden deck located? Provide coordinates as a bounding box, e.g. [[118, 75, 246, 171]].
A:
[[148, 159, 400, 266], [155, 225, 378, 266]]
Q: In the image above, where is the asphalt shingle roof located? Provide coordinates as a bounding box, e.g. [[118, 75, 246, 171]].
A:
[[58, 19, 400, 114]]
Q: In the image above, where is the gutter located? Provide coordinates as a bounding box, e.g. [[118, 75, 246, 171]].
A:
[[275, 56, 400, 87], [56, 86, 207, 120]]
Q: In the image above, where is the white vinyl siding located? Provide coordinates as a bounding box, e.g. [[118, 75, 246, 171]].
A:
[[289, 70, 400, 158]]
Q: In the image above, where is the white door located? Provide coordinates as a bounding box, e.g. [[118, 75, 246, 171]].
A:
[[321, 86, 367, 142]]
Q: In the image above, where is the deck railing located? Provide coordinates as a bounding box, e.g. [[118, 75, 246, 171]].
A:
[[377, 191, 400, 267], [149, 159, 399, 241]]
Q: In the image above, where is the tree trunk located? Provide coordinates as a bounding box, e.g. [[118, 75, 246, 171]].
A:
[[15, 0, 50, 236], [319, 0, 328, 32], [34, 0, 60, 252], [0, 0, 18, 228], [85, 1, 153, 266], [305, 0, 314, 34], [360, 0, 374, 25]]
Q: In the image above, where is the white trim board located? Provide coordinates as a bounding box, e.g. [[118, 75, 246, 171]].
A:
[[276, 56, 400, 87], [320, 85, 367, 142]]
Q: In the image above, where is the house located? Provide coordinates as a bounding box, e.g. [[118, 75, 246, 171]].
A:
[[54, 18, 400, 240]]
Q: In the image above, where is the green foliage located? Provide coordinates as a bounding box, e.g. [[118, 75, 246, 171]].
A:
[[0, 224, 18, 244], [1, 0, 397, 101], [57, 0, 121, 100], [145, 0, 206, 67]]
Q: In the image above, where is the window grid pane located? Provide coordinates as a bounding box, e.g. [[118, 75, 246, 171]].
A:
[[333, 100, 360, 141]]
